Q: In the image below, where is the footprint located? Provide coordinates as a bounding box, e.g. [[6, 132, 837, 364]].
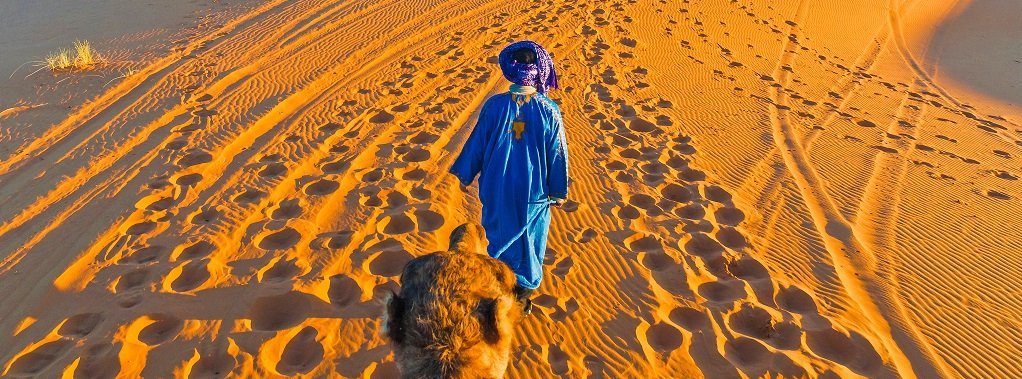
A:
[[675, 203, 706, 220], [605, 160, 627, 171], [328, 274, 362, 306], [641, 252, 675, 272], [665, 156, 688, 171], [249, 292, 311, 331], [361, 168, 385, 182], [232, 189, 266, 204], [767, 321, 804, 350], [400, 168, 427, 181], [727, 258, 768, 280], [775, 285, 817, 314], [987, 190, 1011, 200], [325, 230, 354, 249], [547, 344, 571, 375], [165, 139, 188, 150], [320, 159, 349, 174], [193, 109, 217, 117], [277, 326, 325, 375], [669, 307, 710, 331], [119, 245, 164, 264], [673, 143, 697, 155], [124, 220, 157, 236], [177, 150, 213, 167], [319, 122, 342, 133], [702, 255, 734, 279], [615, 204, 640, 219], [6, 339, 72, 375], [626, 234, 663, 253], [629, 118, 658, 133], [584, 355, 606, 378], [368, 249, 415, 277], [168, 260, 211, 292], [640, 162, 669, 176], [330, 144, 351, 154], [683, 233, 725, 258], [698, 280, 746, 303], [115, 268, 149, 292], [716, 227, 748, 250], [259, 162, 288, 177], [661, 183, 694, 203], [402, 148, 431, 163], [73, 343, 121, 379], [378, 213, 415, 235], [413, 208, 444, 232], [58, 313, 103, 338], [361, 194, 383, 207], [385, 192, 408, 208], [189, 349, 237, 378], [270, 199, 303, 220], [574, 228, 598, 243], [188, 207, 220, 225], [714, 207, 745, 226], [993, 170, 1018, 180], [559, 199, 580, 212], [257, 227, 302, 250], [175, 173, 203, 187], [628, 194, 657, 209], [645, 322, 683, 354], [261, 258, 301, 282], [410, 131, 438, 144], [137, 315, 183, 346], [727, 303, 777, 341], [619, 149, 641, 160], [679, 168, 707, 182], [141, 196, 174, 212], [552, 256, 573, 277], [704, 185, 733, 203], [409, 187, 431, 201], [173, 241, 216, 261], [304, 179, 339, 196], [369, 110, 394, 123]]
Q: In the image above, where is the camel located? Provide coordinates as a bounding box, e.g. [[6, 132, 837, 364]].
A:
[[382, 223, 524, 378]]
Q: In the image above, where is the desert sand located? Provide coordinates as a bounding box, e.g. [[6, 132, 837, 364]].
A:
[[1, 0, 1020, 377]]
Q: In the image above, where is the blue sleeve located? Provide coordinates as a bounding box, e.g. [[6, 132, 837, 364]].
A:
[[449, 104, 489, 185], [548, 114, 569, 199]]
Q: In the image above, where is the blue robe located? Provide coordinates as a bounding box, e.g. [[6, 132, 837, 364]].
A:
[[449, 91, 569, 289]]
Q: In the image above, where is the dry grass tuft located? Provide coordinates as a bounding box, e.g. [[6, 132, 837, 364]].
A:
[[72, 40, 99, 67], [44, 48, 75, 70], [13, 40, 105, 78]]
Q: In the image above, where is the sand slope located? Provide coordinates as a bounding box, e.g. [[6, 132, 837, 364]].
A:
[[1, 0, 1020, 377]]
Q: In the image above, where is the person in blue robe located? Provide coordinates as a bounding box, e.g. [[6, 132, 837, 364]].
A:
[[449, 41, 569, 310]]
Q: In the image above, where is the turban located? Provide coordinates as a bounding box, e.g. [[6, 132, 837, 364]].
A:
[[498, 41, 559, 94]]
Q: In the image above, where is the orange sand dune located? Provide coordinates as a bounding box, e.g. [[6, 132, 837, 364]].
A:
[[1, 0, 1020, 377]]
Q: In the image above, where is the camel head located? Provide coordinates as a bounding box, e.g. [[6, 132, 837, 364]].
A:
[[382, 223, 522, 378]]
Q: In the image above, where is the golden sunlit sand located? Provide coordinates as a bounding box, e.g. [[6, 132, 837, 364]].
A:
[[1, 0, 1020, 377]]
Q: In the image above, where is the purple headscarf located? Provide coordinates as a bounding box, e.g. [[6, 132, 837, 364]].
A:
[[498, 41, 559, 94]]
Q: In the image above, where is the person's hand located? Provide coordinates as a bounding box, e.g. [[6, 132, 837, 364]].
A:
[[459, 181, 471, 193], [550, 197, 566, 207]]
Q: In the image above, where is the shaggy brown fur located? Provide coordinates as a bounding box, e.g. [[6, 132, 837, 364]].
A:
[[382, 223, 522, 378]]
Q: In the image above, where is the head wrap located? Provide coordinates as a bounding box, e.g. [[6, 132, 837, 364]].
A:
[[498, 41, 559, 94]]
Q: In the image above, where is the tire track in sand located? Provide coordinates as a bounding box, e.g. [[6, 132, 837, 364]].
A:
[[767, 1, 948, 377]]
